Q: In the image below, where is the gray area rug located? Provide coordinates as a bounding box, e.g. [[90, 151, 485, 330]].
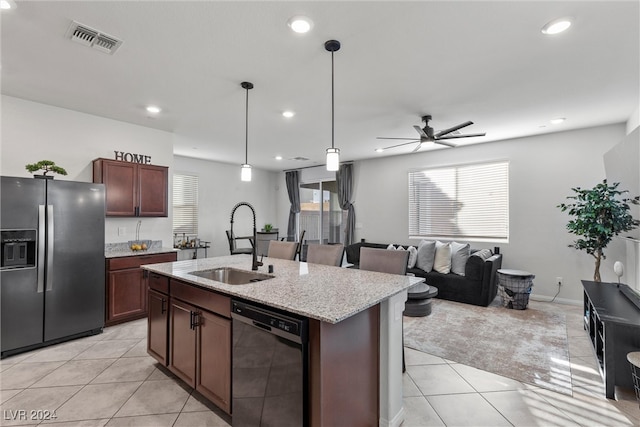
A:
[[403, 298, 572, 395]]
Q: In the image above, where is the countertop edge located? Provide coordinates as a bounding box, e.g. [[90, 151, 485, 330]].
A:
[[142, 257, 424, 324]]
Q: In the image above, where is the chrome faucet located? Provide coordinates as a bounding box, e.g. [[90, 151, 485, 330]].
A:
[[230, 202, 263, 271]]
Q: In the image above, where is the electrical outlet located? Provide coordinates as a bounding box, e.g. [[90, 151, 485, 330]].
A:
[[556, 277, 563, 287], [118, 227, 126, 236]]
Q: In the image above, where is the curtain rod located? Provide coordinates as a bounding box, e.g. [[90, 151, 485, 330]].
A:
[[282, 161, 353, 173]]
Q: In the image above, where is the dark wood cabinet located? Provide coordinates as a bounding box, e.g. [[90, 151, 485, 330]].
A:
[[197, 309, 231, 410], [106, 252, 176, 326], [93, 158, 168, 217], [169, 298, 197, 385], [166, 279, 231, 414], [108, 268, 146, 324], [582, 281, 640, 399], [147, 273, 169, 365]]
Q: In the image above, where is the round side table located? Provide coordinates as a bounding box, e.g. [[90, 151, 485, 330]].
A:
[[404, 283, 438, 317], [628, 351, 640, 408]]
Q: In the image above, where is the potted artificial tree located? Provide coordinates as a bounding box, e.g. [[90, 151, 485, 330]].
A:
[[558, 179, 639, 282], [25, 160, 68, 179]]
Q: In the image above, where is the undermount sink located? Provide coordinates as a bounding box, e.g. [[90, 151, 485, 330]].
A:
[[188, 267, 273, 285]]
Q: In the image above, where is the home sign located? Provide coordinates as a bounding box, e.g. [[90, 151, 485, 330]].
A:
[[114, 151, 152, 164]]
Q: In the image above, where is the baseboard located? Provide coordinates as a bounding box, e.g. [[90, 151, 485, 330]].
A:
[[529, 294, 581, 306], [379, 406, 405, 427]]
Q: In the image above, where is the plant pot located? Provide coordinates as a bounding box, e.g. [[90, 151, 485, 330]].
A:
[[34, 175, 54, 180]]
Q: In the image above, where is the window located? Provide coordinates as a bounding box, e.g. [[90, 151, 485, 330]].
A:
[[172, 174, 199, 235], [408, 161, 509, 241], [299, 180, 347, 245]]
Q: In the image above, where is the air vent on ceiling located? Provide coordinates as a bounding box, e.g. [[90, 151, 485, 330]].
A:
[[289, 157, 310, 161], [65, 21, 122, 55]]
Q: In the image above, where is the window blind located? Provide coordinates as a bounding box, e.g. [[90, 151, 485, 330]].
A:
[[172, 174, 199, 235], [408, 161, 509, 241]]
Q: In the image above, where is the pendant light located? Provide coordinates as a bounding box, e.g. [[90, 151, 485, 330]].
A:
[[325, 40, 341, 172], [240, 81, 253, 182]]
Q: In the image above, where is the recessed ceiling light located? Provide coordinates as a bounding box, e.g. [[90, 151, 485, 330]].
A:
[[146, 105, 161, 114], [550, 117, 566, 124], [287, 16, 313, 34], [541, 17, 572, 35], [375, 148, 385, 153], [282, 111, 295, 118], [0, 0, 16, 10], [275, 156, 283, 160]]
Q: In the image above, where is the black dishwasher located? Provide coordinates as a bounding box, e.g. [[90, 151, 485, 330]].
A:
[[231, 299, 309, 427]]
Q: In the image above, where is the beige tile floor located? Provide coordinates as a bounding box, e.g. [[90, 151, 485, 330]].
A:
[[0, 301, 638, 426]]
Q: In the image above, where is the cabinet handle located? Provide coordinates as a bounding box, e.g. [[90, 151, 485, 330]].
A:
[[161, 298, 166, 314], [189, 311, 194, 330], [193, 311, 201, 328]]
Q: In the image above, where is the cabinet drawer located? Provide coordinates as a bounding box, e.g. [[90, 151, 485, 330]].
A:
[[149, 272, 170, 294], [170, 279, 230, 318], [108, 252, 177, 271]]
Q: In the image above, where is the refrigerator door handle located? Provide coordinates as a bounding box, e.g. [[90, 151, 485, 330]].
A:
[[37, 205, 46, 293], [46, 204, 54, 291]]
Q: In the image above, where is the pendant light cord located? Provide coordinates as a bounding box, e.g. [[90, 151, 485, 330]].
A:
[[245, 86, 249, 165], [331, 49, 335, 150]]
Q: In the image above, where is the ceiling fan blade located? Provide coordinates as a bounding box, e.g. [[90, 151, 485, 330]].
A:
[[381, 140, 420, 150], [434, 121, 473, 138], [377, 137, 422, 140], [436, 132, 486, 140], [413, 125, 428, 138], [434, 140, 458, 148], [411, 142, 423, 152]]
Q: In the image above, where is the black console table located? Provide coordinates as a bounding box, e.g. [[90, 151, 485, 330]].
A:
[[582, 280, 640, 399]]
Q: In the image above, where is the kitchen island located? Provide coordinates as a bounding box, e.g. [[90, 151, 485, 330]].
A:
[[142, 255, 424, 427]]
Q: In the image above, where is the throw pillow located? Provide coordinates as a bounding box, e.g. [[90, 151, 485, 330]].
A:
[[433, 241, 452, 274], [471, 248, 493, 261], [416, 240, 436, 272], [386, 244, 396, 250], [407, 246, 418, 269], [450, 242, 470, 276]]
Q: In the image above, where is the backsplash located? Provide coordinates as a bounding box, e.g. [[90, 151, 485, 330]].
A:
[[105, 240, 163, 254]]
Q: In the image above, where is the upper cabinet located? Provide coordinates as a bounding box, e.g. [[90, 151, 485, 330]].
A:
[[93, 158, 168, 217]]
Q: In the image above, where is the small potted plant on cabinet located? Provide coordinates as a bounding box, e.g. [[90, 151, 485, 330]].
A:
[[25, 160, 68, 179]]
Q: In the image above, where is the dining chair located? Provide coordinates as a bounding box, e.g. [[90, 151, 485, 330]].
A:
[[281, 229, 306, 260], [267, 240, 298, 260], [225, 230, 253, 255], [306, 243, 344, 267], [359, 247, 410, 372]]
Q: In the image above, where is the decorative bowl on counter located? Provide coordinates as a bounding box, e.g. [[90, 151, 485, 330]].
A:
[[128, 240, 152, 251]]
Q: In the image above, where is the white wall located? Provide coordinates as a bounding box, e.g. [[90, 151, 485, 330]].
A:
[[278, 123, 629, 303], [1, 95, 175, 245], [173, 155, 279, 257]]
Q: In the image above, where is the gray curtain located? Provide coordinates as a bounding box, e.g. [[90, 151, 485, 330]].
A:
[[336, 163, 355, 246], [285, 170, 301, 239]]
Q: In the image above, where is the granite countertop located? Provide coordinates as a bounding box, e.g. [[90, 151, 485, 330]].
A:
[[142, 255, 424, 324], [105, 241, 178, 258]]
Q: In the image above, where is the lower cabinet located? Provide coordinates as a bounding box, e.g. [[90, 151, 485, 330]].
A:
[[147, 289, 169, 365], [164, 280, 232, 415], [106, 252, 177, 326]]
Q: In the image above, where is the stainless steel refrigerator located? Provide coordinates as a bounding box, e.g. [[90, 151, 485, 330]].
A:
[[1, 176, 106, 357]]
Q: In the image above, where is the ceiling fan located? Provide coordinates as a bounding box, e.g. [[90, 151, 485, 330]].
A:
[[377, 115, 486, 152]]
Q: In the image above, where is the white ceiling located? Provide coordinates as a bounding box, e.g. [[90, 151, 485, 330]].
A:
[[2, 1, 638, 172]]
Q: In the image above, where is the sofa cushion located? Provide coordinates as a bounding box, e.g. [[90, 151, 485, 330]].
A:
[[433, 241, 452, 274], [416, 240, 436, 272], [387, 244, 419, 269], [407, 245, 418, 268], [450, 242, 470, 276]]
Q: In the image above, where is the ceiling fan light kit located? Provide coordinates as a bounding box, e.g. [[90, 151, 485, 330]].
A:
[[240, 81, 253, 182], [377, 114, 486, 153], [325, 39, 341, 172]]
